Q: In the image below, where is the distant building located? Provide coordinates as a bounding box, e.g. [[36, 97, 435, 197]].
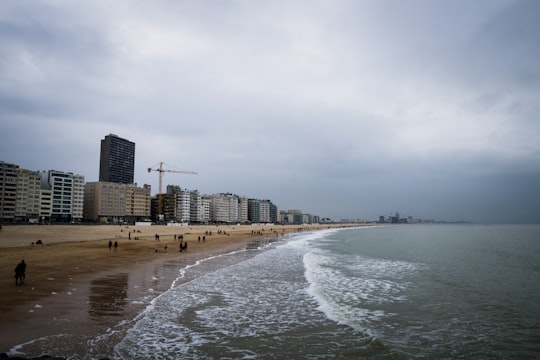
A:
[[99, 134, 135, 184], [281, 209, 304, 224], [84, 182, 150, 223], [238, 196, 249, 223], [248, 199, 261, 223], [189, 190, 210, 223], [167, 185, 191, 223], [0, 161, 21, 222], [41, 170, 85, 223], [14, 168, 41, 222]]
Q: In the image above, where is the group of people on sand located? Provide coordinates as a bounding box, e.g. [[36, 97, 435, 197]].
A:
[[108, 239, 118, 251], [14, 259, 26, 286]]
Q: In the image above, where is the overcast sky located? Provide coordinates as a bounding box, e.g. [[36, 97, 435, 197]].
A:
[[1, 0, 539, 223]]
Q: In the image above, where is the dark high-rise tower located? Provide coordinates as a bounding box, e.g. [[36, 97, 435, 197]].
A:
[[99, 134, 135, 184]]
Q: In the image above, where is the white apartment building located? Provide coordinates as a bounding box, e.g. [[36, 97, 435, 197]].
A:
[[260, 200, 271, 223], [41, 170, 85, 223], [190, 190, 210, 223], [39, 188, 52, 222], [167, 185, 191, 223], [210, 193, 240, 223], [72, 173, 85, 222]]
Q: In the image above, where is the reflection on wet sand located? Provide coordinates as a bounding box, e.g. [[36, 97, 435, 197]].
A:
[[88, 273, 128, 318]]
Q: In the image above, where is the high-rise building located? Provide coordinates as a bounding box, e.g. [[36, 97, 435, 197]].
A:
[[99, 134, 135, 184], [0, 161, 19, 222]]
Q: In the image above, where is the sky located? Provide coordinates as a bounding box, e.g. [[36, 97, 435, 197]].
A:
[[1, 0, 539, 224]]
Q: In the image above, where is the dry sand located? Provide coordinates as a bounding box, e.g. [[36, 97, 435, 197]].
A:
[[0, 223, 343, 356]]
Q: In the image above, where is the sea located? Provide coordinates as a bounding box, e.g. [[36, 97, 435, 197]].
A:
[[11, 224, 540, 359]]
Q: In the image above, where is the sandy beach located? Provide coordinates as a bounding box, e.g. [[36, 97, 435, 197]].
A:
[[0, 223, 342, 357]]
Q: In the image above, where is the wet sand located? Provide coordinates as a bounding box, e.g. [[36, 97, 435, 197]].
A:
[[0, 223, 342, 357]]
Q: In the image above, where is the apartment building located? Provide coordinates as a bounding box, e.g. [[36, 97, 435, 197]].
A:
[[167, 185, 191, 223], [238, 196, 249, 223], [84, 182, 150, 223], [189, 190, 210, 223], [210, 193, 240, 224], [40, 170, 85, 223], [0, 161, 19, 222], [14, 168, 41, 222]]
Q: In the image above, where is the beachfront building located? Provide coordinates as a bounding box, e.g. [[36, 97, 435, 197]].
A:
[[270, 202, 278, 224], [150, 193, 177, 222], [247, 199, 273, 223], [260, 200, 271, 223], [281, 209, 304, 224], [239, 196, 249, 223], [84, 182, 151, 223], [189, 190, 210, 223], [41, 170, 85, 223], [167, 185, 191, 223], [99, 134, 135, 184], [209, 193, 241, 224], [39, 188, 52, 223], [248, 199, 260, 223], [0, 161, 18, 222], [14, 168, 41, 222]]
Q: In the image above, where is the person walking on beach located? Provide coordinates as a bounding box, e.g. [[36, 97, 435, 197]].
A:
[[14, 260, 26, 285], [114, 241, 118, 252], [109, 240, 112, 251]]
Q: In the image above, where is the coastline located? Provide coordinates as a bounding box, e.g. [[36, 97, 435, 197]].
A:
[[0, 224, 352, 358]]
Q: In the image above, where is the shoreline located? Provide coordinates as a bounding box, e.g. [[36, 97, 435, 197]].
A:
[[0, 224, 356, 357]]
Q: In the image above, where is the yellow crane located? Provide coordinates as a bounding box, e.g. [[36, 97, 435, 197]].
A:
[[148, 162, 197, 221]]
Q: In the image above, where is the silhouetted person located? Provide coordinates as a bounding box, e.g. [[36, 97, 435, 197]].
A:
[[109, 240, 113, 251], [114, 241, 118, 252], [14, 260, 26, 285]]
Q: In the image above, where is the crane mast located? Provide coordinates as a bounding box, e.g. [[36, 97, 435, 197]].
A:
[[148, 162, 197, 221]]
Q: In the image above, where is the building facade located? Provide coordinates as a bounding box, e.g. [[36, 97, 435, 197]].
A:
[[84, 182, 151, 223], [15, 168, 41, 222], [99, 134, 135, 184], [0, 161, 19, 222], [40, 170, 85, 223]]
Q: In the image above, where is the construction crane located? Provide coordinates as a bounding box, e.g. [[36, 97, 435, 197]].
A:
[[148, 162, 197, 221]]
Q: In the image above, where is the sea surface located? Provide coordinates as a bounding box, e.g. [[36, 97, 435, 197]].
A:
[[12, 224, 540, 359]]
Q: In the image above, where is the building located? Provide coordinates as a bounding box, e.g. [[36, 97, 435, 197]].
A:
[[167, 185, 191, 223], [248, 199, 260, 223], [15, 168, 41, 222], [41, 170, 85, 223], [39, 188, 52, 223], [270, 202, 278, 224], [84, 182, 151, 223], [238, 196, 249, 223], [189, 190, 210, 224], [0, 161, 19, 222], [151, 193, 177, 222], [281, 209, 304, 224], [209, 193, 241, 224], [99, 134, 135, 184]]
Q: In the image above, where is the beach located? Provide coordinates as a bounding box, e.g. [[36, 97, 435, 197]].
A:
[[0, 223, 337, 357]]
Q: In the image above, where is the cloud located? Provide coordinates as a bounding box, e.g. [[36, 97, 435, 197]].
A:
[[1, 0, 539, 223]]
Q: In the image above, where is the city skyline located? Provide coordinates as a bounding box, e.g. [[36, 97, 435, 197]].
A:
[[1, 1, 539, 224], [1, 158, 323, 224]]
